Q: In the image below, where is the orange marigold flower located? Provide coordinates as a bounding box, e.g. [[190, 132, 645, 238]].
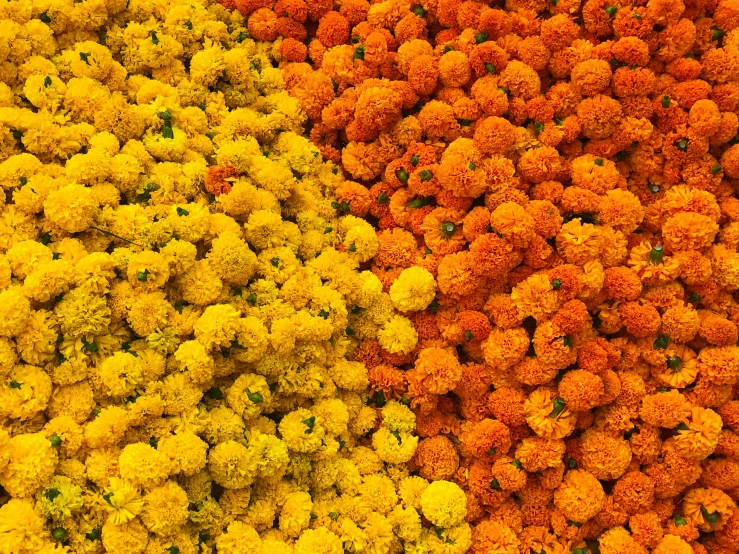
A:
[[368, 364, 406, 401], [683, 487, 735, 531], [490, 202, 536, 248], [517, 146, 562, 184], [407, 54, 438, 96], [613, 471, 655, 515], [482, 327, 529, 371], [461, 418, 512, 460], [248, 8, 279, 42], [415, 435, 460, 481], [470, 520, 520, 554], [553, 469, 605, 523], [374, 227, 417, 269], [316, 11, 350, 47], [395, 13, 428, 45], [576, 94, 623, 139], [672, 405, 723, 461], [699, 313, 738, 347], [473, 116, 516, 156], [579, 428, 632, 480], [639, 389, 691, 428], [438, 50, 472, 88], [524, 388, 577, 441], [577, 337, 620, 374], [468, 460, 512, 509], [280, 37, 308, 62], [405, 163, 440, 197], [532, 320, 578, 371], [205, 164, 239, 196], [487, 387, 527, 428], [406, 346, 463, 397], [513, 356, 559, 387], [436, 250, 484, 300], [352, 339, 383, 369], [452, 310, 492, 344], [618, 301, 661, 338], [551, 299, 590, 336], [421, 208, 466, 256], [417, 100, 461, 141], [338, 0, 369, 26], [334, 180, 371, 217], [556, 218, 602, 265], [558, 370, 604, 412], [603, 266, 643, 301]]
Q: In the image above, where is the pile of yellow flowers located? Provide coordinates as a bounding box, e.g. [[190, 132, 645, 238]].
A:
[[0, 1, 460, 553]]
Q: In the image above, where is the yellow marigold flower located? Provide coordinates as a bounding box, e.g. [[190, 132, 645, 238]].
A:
[[5, 239, 52, 279], [372, 427, 418, 464], [43, 183, 99, 233], [0, 364, 52, 420], [158, 431, 208, 477], [118, 442, 171, 489], [329, 359, 369, 392], [100, 477, 143, 525], [294, 527, 343, 554], [389, 266, 436, 312], [420, 480, 467, 528], [377, 314, 418, 354], [0, 288, 31, 337], [279, 491, 313, 538], [98, 351, 144, 397], [206, 230, 258, 284], [101, 519, 149, 554], [140, 480, 189, 535], [54, 288, 111, 339], [279, 408, 326, 454], [0, 433, 58, 497], [208, 440, 258, 489], [0, 498, 48, 554], [126, 250, 170, 291], [227, 373, 272, 419], [249, 433, 290, 481]]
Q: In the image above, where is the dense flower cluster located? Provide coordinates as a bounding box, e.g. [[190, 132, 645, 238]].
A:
[[215, 0, 737, 552], [2, 0, 738, 552]]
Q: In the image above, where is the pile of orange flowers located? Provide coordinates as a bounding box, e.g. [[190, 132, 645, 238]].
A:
[[219, 1, 739, 553]]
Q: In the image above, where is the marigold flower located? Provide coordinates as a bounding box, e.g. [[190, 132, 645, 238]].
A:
[[415, 435, 460, 481], [524, 388, 577, 441]]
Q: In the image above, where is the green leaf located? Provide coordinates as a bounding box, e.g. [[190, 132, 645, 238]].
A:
[[246, 390, 263, 403], [549, 397, 566, 418]]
